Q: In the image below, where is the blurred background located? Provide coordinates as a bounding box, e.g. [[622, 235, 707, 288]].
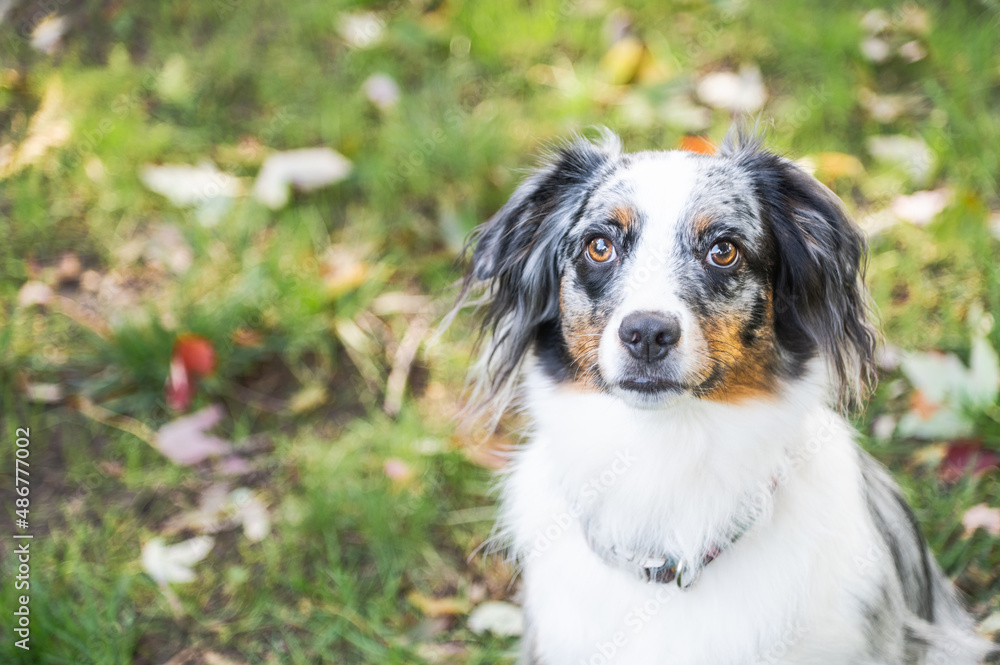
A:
[[1, 0, 999, 662]]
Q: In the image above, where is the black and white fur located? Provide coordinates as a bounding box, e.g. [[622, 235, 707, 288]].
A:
[[460, 127, 997, 664]]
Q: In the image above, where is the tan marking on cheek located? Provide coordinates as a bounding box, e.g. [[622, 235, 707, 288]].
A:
[[698, 292, 783, 404], [611, 205, 636, 231], [559, 279, 605, 391]]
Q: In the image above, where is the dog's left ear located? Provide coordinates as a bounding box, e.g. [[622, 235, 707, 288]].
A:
[[724, 131, 879, 409], [460, 132, 620, 409]]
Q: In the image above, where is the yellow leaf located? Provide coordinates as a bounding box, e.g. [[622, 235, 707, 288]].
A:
[[407, 591, 471, 617], [287, 383, 328, 414], [810, 152, 865, 184], [599, 37, 645, 85]]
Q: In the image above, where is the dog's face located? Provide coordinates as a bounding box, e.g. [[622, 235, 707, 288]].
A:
[[558, 152, 781, 407], [466, 129, 877, 411]]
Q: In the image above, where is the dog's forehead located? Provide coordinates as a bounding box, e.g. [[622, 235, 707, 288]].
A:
[[581, 151, 762, 239]]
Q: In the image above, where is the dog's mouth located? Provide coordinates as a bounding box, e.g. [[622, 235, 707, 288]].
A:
[[617, 377, 687, 394], [616, 364, 722, 397]]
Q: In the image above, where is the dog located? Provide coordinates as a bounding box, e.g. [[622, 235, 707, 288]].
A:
[[458, 126, 998, 664]]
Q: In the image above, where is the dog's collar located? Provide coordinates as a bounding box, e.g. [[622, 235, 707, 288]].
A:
[[584, 476, 779, 590]]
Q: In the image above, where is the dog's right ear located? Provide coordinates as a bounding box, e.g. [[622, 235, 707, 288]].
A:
[[460, 132, 620, 412]]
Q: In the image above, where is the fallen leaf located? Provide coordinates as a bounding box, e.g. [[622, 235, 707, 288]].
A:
[[938, 441, 1000, 483], [961, 504, 1000, 537], [162, 485, 269, 542], [870, 415, 896, 441], [80, 269, 102, 292], [165, 356, 194, 412], [18, 280, 53, 307], [467, 601, 524, 637], [810, 152, 865, 183], [860, 37, 891, 63], [911, 443, 947, 468], [678, 135, 716, 155], [859, 88, 917, 124], [24, 383, 62, 403], [141, 162, 241, 226], [320, 244, 368, 297], [162, 484, 231, 535], [157, 54, 192, 104], [898, 40, 926, 63], [55, 252, 81, 283], [901, 350, 969, 406], [696, 65, 767, 113], [166, 334, 217, 410], [876, 344, 903, 372], [141, 162, 242, 207], [978, 611, 1000, 638], [287, 383, 328, 414], [890, 189, 951, 226], [415, 642, 468, 664], [866, 135, 935, 187], [1, 78, 71, 178], [337, 12, 384, 49], [156, 405, 233, 465], [969, 333, 1000, 408], [900, 332, 999, 435], [909, 390, 940, 420], [229, 487, 270, 542], [174, 334, 217, 377], [599, 36, 645, 85], [31, 14, 69, 55], [217, 456, 253, 476], [363, 73, 400, 110], [384, 458, 414, 482], [253, 148, 352, 209], [141, 536, 214, 585], [408, 591, 471, 617], [860, 9, 891, 34]]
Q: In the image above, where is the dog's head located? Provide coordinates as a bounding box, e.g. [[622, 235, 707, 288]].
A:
[[463, 127, 878, 414]]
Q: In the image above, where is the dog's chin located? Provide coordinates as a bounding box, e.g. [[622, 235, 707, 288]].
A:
[[611, 377, 689, 409]]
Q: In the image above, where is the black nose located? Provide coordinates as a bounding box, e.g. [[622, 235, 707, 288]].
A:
[[618, 311, 681, 362]]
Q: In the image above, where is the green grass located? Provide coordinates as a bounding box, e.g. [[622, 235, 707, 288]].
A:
[[1, 0, 999, 662]]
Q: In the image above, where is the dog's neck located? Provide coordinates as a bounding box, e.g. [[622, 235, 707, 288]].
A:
[[517, 363, 834, 566]]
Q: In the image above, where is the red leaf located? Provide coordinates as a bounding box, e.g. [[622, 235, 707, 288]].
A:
[[174, 334, 217, 377], [937, 440, 1000, 483]]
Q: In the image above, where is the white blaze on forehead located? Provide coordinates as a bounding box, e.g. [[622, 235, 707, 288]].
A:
[[596, 152, 706, 383], [620, 153, 701, 311]]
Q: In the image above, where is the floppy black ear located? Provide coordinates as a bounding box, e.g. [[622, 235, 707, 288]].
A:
[[723, 129, 879, 409], [460, 132, 620, 408]]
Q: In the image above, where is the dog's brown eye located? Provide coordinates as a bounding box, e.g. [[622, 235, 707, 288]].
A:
[[707, 240, 739, 268], [587, 237, 616, 263]]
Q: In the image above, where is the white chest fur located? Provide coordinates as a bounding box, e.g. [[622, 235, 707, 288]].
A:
[[500, 368, 891, 665]]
